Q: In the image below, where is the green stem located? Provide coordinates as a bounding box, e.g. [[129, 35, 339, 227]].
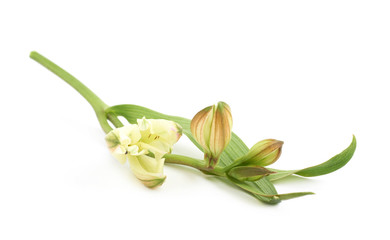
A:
[[30, 51, 122, 133], [164, 154, 226, 176], [107, 113, 124, 128]]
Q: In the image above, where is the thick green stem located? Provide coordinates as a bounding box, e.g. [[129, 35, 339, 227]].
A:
[[107, 113, 124, 128], [164, 154, 226, 176], [30, 51, 122, 133]]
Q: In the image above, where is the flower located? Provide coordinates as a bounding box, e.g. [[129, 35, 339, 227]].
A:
[[105, 117, 182, 188], [190, 102, 233, 168]]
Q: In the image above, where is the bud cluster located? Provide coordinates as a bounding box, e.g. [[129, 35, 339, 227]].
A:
[[190, 102, 283, 181], [227, 139, 283, 181]]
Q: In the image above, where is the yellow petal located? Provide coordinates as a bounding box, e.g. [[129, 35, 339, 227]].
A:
[[138, 155, 165, 173], [128, 155, 166, 188], [127, 145, 147, 156], [139, 141, 169, 160], [149, 119, 182, 145], [139, 118, 182, 157], [105, 124, 141, 163], [111, 151, 128, 164], [105, 129, 121, 153], [137, 117, 150, 131]]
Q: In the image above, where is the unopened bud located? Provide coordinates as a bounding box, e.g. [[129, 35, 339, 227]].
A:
[[243, 139, 283, 167], [190, 102, 233, 168], [228, 166, 275, 181]]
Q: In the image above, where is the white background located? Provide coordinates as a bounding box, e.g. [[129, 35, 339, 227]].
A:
[[1, 0, 389, 239]]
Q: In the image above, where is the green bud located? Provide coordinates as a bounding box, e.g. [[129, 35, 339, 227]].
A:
[[228, 166, 275, 181], [242, 139, 283, 167]]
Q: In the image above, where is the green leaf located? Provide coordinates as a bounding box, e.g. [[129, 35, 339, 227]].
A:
[[267, 135, 357, 181], [295, 135, 356, 177], [276, 192, 315, 200], [266, 169, 299, 182], [228, 177, 314, 204]]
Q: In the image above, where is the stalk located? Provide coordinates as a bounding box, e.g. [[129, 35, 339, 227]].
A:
[[30, 51, 122, 133], [164, 154, 226, 176]]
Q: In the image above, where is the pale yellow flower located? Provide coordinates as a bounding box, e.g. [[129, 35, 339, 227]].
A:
[[105, 117, 182, 188]]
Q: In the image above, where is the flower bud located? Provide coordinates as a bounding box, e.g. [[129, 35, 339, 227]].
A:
[[242, 139, 283, 167], [228, 166, 275, 181], [190, 102, 233, 168]]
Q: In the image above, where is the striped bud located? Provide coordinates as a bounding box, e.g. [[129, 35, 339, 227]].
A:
[[243, 139, 283, 167], [190, 102, 233, 168]]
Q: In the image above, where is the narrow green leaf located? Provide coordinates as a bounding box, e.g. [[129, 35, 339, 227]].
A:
[[106, 104, 280, 203], [253, 177, 279, 202], [266, 136, 356, 181], [229, 177, 314, 203], [266, 169, 299, 182], [230, 178, 281, 204], [295, 135, 357, 177], [276, 192, 315, 200]]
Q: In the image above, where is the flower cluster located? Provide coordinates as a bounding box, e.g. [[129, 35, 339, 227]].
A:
[[105, 117, 182, 188], [190, 102, 283, 180]]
